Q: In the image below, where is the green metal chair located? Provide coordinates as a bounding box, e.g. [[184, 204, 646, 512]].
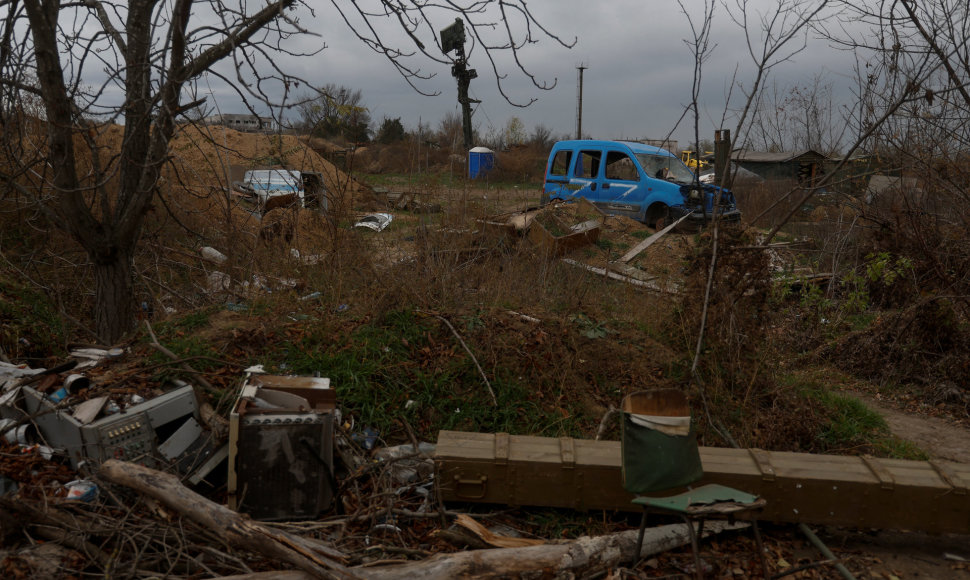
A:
[[621, 389, 768, 578]]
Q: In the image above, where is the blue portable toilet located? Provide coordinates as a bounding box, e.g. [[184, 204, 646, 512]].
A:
[[468, 147, 495, 179]]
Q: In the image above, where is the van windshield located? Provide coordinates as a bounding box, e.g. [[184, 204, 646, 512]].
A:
[[635, 154, 694, 184], [244, 169, 301, 192]]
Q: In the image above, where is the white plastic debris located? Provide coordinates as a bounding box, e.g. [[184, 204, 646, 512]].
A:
[[200, 246, 228, 264]]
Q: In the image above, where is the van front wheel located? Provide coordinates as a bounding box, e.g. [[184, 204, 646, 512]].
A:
[[646, 205, 670, 230]]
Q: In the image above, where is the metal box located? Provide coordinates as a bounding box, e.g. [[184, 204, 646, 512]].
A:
[[435, 430, 970, 534], [435, 430, 623, 511], [18, 384, 199, 469], [228, 374, 336, 521]]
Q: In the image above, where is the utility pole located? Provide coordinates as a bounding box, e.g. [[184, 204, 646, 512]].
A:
[[440, 19, 479, 150], [714, 129, 732, 188], [576, 63, 588, 140]]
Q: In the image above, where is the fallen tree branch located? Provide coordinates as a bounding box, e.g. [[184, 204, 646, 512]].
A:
[[353, 521, 739, 580], [142, 320, 229, 439], [143, 320, 216, 393], [595, 405, 619, 441], [98, 460, 356, 580], [422, 312, 497, 406]]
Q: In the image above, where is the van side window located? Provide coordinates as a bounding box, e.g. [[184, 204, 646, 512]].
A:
[[575, 150, 601, 178], [605, 151, 639, 181], [550, 150, 572, 176]]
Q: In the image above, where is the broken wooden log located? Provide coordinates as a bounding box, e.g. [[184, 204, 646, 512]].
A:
[[97, 460, 354, 580], [616, 212, 691, 263], [353, 521, 737, 580], [562, 258, 678, 293]]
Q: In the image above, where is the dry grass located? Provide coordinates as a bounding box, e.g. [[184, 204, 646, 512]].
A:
[[3, 126, 969, 452]]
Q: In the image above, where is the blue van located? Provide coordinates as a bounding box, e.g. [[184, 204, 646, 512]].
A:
[[541, 140, 740, 227]]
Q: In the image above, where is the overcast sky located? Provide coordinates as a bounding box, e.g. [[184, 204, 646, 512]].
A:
[[204, 1, 859, 149]]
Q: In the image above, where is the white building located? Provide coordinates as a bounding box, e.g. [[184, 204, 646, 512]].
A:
[[203, 113, 275, 132]]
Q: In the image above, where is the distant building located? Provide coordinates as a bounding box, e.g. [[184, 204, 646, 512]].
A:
[[641, 139, 678, 153], [732, 149, 830, 186], [203, 113, 275, 132]]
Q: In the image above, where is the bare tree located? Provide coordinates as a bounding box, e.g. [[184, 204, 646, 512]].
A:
[[296, 84, 372, 143], [436, 111, 464, 151], [724, 0, 832, 156], [0, 1, 571, 343], [529, 123, 554, 149], [748, 75, 848, 155], [824, 0, 970, 299]]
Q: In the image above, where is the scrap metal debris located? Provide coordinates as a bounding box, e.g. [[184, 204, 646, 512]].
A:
[[355, 212, 394, 232]]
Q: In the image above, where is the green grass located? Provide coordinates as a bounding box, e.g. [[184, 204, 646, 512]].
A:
[[812, 390, 887, 446], [362, 170, 536, 192], [875, 437, 929, 460], [273, 308, 574, 439], [781, 371, 929, 460], [0, 275, 66, 360]]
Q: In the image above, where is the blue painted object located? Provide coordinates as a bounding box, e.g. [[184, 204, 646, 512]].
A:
[[468, 147, 495, 179], [541, 140, 740, 227]]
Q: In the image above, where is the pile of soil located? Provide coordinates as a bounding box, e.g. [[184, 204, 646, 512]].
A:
[[95, 123, 376, 213]]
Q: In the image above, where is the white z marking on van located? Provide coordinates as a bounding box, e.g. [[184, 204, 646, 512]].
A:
[[609, 182, 639, 198]]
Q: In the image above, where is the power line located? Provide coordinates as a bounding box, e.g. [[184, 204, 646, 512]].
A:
[[576, 63, 588, 140]]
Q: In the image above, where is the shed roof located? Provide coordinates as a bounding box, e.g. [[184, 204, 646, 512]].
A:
[[732, 149, 830, 163]]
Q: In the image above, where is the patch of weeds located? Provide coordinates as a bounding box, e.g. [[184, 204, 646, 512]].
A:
[[595, 239, 614, 251], [147, 335, 224, 382], [810, 389, 888, 449], [169, 306, 219, 331], [875, 436, 929, 460], [568, 313, 611, 339], [779, 370, 921, 456], [523, 509, 611, 539], [846, 312, 878, 331], [461, 311, 485, 333], [277, 309, 584, 440], [630, 230, 651, 239], [0, 276, 65, 360]]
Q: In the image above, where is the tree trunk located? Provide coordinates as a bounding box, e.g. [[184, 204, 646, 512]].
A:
[[354, 521, 737, 580], [93, 246, 135, 344]]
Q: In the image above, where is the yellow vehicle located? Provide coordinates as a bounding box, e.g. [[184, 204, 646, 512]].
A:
[[680, 150, 712, 171]]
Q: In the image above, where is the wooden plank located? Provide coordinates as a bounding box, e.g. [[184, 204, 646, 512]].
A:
[[561, 259, 678, 293], [608, 262, 659, 283], [616, 212, 692, 263], [435, 430, 970, 534]]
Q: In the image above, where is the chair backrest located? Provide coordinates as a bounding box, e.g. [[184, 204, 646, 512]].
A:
[[620, 389, 704, 494]]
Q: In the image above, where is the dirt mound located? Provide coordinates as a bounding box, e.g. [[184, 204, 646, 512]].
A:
[[166, 124, 373, 207], [259, 206, 332, 254], [822, 300, 970, 388]]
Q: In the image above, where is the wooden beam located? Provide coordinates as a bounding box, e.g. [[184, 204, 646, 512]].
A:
[[616, 212, 692, 263]]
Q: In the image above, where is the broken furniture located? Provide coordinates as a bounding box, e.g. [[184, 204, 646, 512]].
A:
[[0, 382, 213, 474], [526, 198, 604, 256], [228, 373, 336, 521], [620, 389, 767, 577]]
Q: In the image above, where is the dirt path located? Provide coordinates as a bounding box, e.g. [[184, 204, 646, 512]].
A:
[[825, 392, 970, 579], [851, 391, 970, 463]]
